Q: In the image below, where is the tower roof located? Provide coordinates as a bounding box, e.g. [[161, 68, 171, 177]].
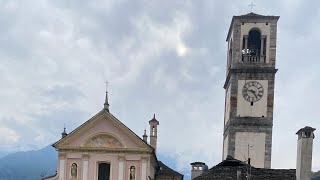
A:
[[226, 12, 280, 41], [61, 127, 67, 138], [143, 129, 148, 137], [149, 114, 159, 125], [104, 90, 110, 112]]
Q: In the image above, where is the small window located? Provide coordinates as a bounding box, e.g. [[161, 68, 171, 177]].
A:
[[242, 22, 244, 25], [266, 22, 269, 25], [152, 126, 155, 136]]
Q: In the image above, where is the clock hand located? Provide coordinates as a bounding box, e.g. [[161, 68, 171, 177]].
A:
[[249, 89, 258, 98]]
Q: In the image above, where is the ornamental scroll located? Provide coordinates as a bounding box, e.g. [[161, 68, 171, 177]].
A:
[[84, 134, 123, 148]]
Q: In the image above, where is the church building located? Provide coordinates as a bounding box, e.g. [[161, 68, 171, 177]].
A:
[[44, 91, 183, 180]]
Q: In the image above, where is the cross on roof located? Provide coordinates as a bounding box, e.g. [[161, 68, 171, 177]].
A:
[[105, 81, 109, 91], [249, 2, 256, 12]]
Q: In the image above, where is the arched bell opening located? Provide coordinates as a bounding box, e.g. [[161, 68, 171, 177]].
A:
[[248, 29, 261, 56], [242, 28, 266, 63]]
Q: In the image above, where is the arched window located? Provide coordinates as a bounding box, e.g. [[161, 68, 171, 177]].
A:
[[71, 163, 77, 179], [129, 166, 136, 180], [248, 29, 261, 56], [152, 126, 155, 136]]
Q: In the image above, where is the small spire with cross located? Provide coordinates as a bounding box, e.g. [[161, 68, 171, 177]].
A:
[[61, 124, 67, 138], [248, 2, 256, 12], [104, 81, 110, 112]]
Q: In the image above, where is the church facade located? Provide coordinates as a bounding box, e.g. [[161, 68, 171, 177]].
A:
[[45, 92, 183, 180]]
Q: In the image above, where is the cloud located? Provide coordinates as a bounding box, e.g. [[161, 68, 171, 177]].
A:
[[0, 127, 20, 147], [0, 0, 320, 174]]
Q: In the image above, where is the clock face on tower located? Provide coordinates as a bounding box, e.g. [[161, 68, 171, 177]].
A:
[[242, 81, 264, 102]]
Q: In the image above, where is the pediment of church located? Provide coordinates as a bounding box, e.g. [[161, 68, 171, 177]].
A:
[[83, 134, 124, 148], [53, 110, 153, 152]]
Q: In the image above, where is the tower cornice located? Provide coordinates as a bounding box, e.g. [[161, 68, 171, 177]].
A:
[[223, 68, 278, 89]]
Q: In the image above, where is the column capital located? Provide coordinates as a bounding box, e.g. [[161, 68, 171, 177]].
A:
[[58, 152, 66, 158], [141, 156, 149, 162], [82, 154, 90, 160], [118, 155, 126, 161]]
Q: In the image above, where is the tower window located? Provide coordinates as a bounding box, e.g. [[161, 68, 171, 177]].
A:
[[251, 102, 253, 106], [152, 126, 155, 136], [266, 22, 269, 25], [248, 29, 261, 56]]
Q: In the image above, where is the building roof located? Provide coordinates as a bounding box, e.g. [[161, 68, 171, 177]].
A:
[[226, 12, 280, 41], [193, 156, 296, 180], [156, 161, 184, 178]]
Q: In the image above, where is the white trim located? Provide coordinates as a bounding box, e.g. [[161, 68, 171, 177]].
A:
[[141, 162, 147, 180], [82, 160, 88, 180], [59, 159, 65, 180], [118, 161, 124, 180]]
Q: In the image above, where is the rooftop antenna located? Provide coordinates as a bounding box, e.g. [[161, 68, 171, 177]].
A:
[[248, 2, 256, 12]]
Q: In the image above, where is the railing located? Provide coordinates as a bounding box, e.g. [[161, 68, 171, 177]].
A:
[[242, 55, 266, 63]]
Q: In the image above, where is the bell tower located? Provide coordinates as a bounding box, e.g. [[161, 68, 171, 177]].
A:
[[222, 13, 279, 168]]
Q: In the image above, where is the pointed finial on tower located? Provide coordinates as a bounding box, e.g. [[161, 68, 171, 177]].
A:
[[61, 125, 67, 138], [143, 128, 148, 143], [104, 81, 110, 112]]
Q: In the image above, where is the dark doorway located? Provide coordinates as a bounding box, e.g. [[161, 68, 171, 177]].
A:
[[98, 163, 110, 180]]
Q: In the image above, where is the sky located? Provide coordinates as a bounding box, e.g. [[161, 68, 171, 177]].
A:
[[0, 0, 320, 177]]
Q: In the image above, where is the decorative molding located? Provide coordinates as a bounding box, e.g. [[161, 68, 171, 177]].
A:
[[141, 156, 149, 163], [84, 134, 124, 148], [118, 155, 126, 161], [58, 148, 152, 154], [58, 152, 66, 158], [82, 154, 90, 159]]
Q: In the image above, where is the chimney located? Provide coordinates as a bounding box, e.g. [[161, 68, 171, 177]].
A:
[[190, 162, 208, 180], [296, 126, 316, 180]]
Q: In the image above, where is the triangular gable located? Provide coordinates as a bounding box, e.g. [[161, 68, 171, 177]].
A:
[[53, 109, 154, 152]]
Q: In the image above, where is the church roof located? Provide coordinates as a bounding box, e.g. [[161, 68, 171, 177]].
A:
[[193, 156, 296, 180], [156, 161, 184, 178], [226, 12, 280, 41], [53, 109, 153, 150]]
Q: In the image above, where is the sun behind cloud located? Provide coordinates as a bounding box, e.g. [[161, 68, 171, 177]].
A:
[[176, 41, 188, 57]]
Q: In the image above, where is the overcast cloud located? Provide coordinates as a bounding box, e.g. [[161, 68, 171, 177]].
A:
[[0, 0, 320, 176]]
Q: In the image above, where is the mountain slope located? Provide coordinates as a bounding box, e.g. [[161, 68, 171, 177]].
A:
[[0, 145, 57, 180]]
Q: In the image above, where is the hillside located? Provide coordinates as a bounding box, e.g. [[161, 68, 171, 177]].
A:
[[0, 145, 57, 180]]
